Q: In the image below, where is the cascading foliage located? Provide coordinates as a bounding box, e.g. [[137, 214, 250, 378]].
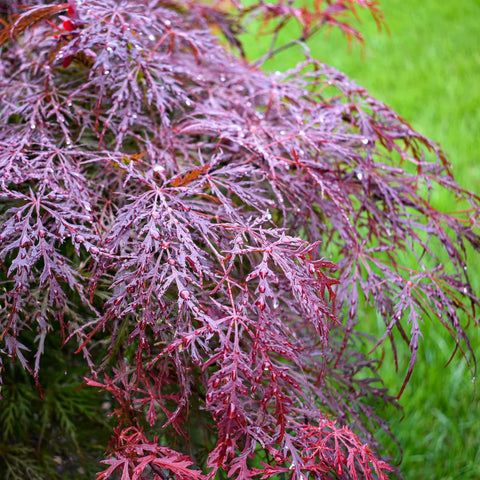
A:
[[1, 1, 479, 479]]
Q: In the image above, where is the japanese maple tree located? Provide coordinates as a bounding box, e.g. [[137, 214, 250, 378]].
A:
[[1, 1, 479, 479]]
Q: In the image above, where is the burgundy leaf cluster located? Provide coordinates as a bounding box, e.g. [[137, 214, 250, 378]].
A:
[[1, 1, 479, 479]]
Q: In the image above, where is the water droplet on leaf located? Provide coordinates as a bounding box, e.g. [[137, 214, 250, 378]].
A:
[[180, 290, 191, 300]]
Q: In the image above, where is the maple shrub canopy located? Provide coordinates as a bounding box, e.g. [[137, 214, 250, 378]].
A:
[[0, 1, 479, 479]]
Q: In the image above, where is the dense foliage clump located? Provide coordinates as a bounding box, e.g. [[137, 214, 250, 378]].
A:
[[1, 1, 478, 478]]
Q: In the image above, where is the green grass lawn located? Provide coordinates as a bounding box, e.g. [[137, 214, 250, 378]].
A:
[[241, 1, 480, 478]]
